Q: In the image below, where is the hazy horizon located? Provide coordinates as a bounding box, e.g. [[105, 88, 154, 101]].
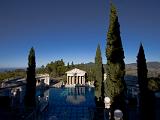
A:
[[0, 61, 160, 69]]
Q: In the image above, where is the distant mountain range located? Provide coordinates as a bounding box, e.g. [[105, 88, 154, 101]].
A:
[[85, 61, 160, 77], [0, 68, 26, 73], [0, 62, 160, 77], [0, 68, 16, 72], [126, 62, 160, 77]]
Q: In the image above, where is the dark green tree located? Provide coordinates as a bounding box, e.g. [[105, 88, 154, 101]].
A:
[[137, 43, 154, 120], [137, 43, 148, 97], [105, 3, 126, 118], [71, 61, 74, 68], [46, 61, 56, 76], [45, 59, 66, 77], [55, 59, 65, 77], [94, 44, 103, 101], [37, 65, 46, 74], [25, 47, 36, 107], [67, 62, 70, 70]]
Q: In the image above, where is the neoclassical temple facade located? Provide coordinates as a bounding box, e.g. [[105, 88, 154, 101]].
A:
[[66, 68, 86, 85]]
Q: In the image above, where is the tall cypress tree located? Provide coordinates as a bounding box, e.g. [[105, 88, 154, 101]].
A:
[[67, 62, 70, 69], [105, 3, 126, 115], [94, 44, 103, 101], [137, 43, 148, 97], [137, 43, 154, 120], [71, 61, 74, 69], [25, 47, 36, 107]]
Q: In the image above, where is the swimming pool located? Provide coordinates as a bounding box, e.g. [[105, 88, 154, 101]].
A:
[[43, 87, 96, 120]]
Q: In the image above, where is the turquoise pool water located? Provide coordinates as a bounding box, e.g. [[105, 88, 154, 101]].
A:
[[44, 87, 96, 120]]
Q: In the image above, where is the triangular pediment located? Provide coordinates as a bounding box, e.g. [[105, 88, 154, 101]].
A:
[[66, 68, 86, 74]]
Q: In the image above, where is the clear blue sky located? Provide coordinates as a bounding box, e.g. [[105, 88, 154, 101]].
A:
[[0, 0, 160, 68]]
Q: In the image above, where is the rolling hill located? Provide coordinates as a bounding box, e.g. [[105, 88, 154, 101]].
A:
[[126, 62, 160, 77]]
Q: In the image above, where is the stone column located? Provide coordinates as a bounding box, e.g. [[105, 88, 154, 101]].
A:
[[69, 76, 71, 85], [83, 76, 85, 85], [76, 76, 78, 84], [72, 76, 74, 84], [79, 76, 81, 84], [81, 76, 83, 85], [67, 76, 69, 84], [70, 76, 72, 84]]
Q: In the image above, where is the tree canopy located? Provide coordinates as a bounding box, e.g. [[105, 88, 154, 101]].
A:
[[105, 3, 125, 103], [94, 44, 103, 100], [105, 4, 126, 119], [25, 47, 36, 107], [137, 43, 155, 120], [137, 43, 148, 95], [45, 59, 66, 78]]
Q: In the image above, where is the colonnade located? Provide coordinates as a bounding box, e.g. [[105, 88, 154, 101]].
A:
[[67, 76, 85, 85]]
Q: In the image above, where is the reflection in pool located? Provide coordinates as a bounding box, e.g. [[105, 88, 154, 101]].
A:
[[66, 95, 85, 105], [44, 87, 95, 120]]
